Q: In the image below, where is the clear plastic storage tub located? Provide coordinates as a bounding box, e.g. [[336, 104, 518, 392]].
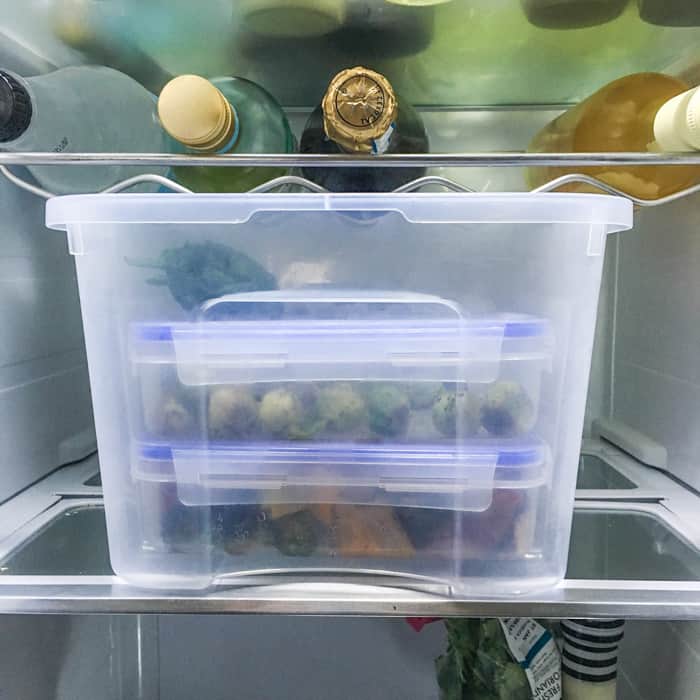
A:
[[46, 192, 632, 593]]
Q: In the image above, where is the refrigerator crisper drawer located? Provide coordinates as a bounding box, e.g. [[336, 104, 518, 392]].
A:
[[45, 192, 632, 593]]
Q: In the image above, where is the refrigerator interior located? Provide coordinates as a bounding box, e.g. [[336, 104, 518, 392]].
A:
[[0, 1, 700, 698]]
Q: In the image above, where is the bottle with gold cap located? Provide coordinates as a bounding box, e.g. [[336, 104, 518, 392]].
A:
[[299, 66, 428, 191], [158, 74, 295, 192], [527, 73, 700, 200]]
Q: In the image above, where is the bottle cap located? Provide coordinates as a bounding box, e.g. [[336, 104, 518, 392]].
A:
[[322, 66, 398, 154], [158, 75, 236, 152], [653, 86, 700, 151], [0, 71, 32, 143]]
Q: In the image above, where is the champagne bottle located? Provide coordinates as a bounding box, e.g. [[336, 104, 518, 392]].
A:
[[0, 66, 171, 194], [299, 66, 428, 191], [157, 75, 295, 193], [521, 0, 628, 29], [527, 73, 700, 199]]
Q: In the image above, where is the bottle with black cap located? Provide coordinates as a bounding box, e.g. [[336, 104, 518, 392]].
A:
[[0, 66, 171, 194]]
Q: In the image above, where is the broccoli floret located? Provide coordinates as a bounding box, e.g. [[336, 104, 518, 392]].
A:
[[405, 382, 442, 410], [432, 388, 480, 437], [318, 383, 366, 434], [480, 381, 535, 437], [270, 509, 323, 556], [366, 384, 410, 438], [129, 241, 277, 311], [259, 388, 301, 437], [207, 387, 259, 440]]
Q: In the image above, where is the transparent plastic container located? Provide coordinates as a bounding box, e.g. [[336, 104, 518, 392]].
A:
[[46, 192, 632, 593]]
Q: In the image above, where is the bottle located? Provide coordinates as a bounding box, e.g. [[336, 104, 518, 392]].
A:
[[237, 0, 347, 38], [334, 1, 435, 59], [50, 0, 173, 95], [637, 0, 700, 27], [157, 74, 295, 193], [299, 66, 428, 191], [521, 0, 628, 29], [0, 66, 171, 195], [527, 73, 700, 200], [561, 619, 624, 700]]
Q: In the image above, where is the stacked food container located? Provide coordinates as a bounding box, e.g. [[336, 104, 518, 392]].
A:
[[46, 192, 631, 592]]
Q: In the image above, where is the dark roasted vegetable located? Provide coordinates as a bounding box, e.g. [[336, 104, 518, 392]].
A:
[[269, 509, 324, 557], [129, 240, 277, 311], [212, 505, 263, 555]]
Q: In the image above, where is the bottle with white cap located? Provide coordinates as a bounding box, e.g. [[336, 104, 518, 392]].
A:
[[526, 72, 700, 200], [157, 74, 295, 192]]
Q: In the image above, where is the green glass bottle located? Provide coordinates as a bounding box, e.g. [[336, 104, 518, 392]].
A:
[[158, 74, 295, 192]]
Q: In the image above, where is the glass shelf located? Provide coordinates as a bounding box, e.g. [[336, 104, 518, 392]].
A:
[[0, 499, 699, 618]]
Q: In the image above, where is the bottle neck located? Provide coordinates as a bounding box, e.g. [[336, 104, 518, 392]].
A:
[[653, 86, 700, 152]]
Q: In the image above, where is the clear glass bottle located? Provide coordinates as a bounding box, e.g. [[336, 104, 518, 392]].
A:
[[527, 72, 700, 200], [0, 66, 170, 194], [637, 0, 700, 27], [521, 0, 628, 29], [299, 66, 428, 192], [50, 0, 173, 95], [157, 74, 295, 193]]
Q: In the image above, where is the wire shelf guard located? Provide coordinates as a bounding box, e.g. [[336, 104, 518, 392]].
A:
[[2, 151, 700, 205]]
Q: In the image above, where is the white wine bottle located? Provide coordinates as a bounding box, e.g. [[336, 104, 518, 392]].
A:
[[158, 74, 295, 192], [0, 66, 171, 194], [527, 72, 700, 199]]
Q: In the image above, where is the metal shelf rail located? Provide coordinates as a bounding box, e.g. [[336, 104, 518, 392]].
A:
[[1, 151, 700, 206]]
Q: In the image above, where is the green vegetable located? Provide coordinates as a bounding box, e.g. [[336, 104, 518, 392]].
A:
[[269, 509, 323, 556], [432, 388, 480, 438], [405, 382, 442, 410], [208, 387, 259, 440], [366, 384, 410, 438], [260, 388, 301, 437], [318, 383, 366, 434], [437, 619, 532, 700], [480, 381, 535, 437], [129, 241, 277, 311]]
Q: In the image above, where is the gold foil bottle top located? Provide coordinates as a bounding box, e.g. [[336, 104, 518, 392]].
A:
[[158, 75, 237, 152], [322, 67, 398, 154]]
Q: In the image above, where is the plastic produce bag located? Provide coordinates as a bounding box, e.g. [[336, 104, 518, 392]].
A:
[[435, 618, 561, 700]]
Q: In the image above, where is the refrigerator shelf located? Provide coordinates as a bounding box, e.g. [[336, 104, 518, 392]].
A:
[[0, 498, 700, 619], [2, 153, 700, 207]]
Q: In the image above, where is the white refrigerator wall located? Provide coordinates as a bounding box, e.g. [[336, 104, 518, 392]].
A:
[[606, 199, 700, 491], [0, 28, 95, 503]]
